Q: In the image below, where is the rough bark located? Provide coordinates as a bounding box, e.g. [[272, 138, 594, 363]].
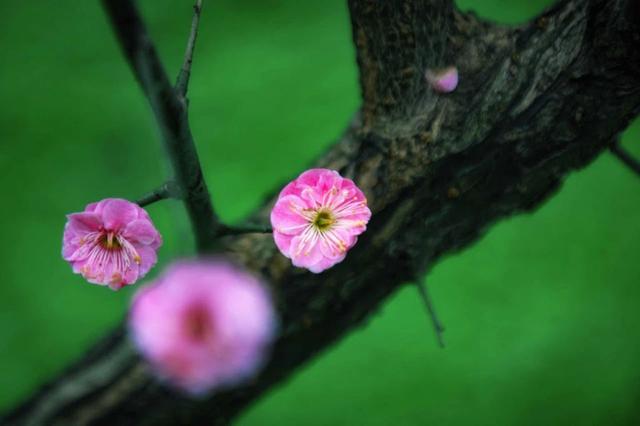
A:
[[3, 0, 640, 424]]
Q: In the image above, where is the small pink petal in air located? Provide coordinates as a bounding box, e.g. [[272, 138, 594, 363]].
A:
[[425, 66, 459, 93], [62, 198, 162, 290], [129, 259, 277, 395], [270, 168, 372, 273]]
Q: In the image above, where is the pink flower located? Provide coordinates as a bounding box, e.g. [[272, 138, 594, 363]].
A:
[[270, 168, 372, 273], [62, 198, 162, 290], [425, 66, 458, 93], [129, 260, 276, 395]]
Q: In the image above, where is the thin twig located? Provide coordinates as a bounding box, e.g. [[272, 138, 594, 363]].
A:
[[220, 224, 273, 236], [415, 280, 445, 348], [176, 0, 203, 97], [610, 139, 640, 176], [102, 0, 221, 252], [136, 181, 179, 207]]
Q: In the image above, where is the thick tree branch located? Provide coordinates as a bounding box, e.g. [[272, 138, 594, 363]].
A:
[[102, 0, 221, 252], [3, 0, 640, 424]]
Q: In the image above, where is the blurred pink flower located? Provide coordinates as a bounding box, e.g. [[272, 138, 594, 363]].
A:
[[425, 66, 459, 93], [129, 260, 276, 395], [270, 168, 371, 273], [62, 198, 162, 290]]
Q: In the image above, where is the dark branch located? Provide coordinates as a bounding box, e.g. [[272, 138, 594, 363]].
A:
[[101, 0, 221, 252], [4, 0, 640, 424], [219, 224, 273, 236], [610, 139, 640, 176], [416, 280, 445, 348], [175, 0, 203, 97], [136, 181, 179, 207]]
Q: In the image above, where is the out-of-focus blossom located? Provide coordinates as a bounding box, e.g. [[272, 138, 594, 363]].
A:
[[270, 168, 371, 273], [425, 66, 459, 93], [62, 198, 162, 290], [129, 260, 276, 395]]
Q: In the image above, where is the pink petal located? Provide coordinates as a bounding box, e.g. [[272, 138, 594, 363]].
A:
[[273, 231, 294, 257], [318, 235, 347, 260], [124, 219, 160, 245], [277, 180, 299, 198], [307, 255, 342, 274], [66, 212, 102, 234], [270, 195, 310, 236], [101, 199, 139, 230], [136, 245, 158, 277], [426, 66, 458, 93], [296, 168, 339, 188], [289, 234, 324, 270]]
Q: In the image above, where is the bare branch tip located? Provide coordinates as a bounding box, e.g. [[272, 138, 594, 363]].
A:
[[415, 280, 446, 349], [176, 0, 204, 97]]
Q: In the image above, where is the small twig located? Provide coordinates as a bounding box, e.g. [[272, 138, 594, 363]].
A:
[[610, 138, 640, 176], [102, 0, 222, 252], [220, 224, 273, 236], [175, 0, 203, 97], [136, 181, 179, 207], [415, 280, 445, 348]]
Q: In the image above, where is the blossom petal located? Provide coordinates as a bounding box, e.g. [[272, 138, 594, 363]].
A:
[[66, 212, 102, 235], [273, 231, 294, 258], [136, 245, 158, 276], [289, 232, 324, 269], [270, 195, 310, 235], [124, 219, 160, 245], [102, 199, 139, 230]]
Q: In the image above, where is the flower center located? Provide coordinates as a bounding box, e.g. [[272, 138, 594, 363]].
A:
[[312, 210, 335, 231], [98, 232, 122, 250], [184, 306, 212, 342]]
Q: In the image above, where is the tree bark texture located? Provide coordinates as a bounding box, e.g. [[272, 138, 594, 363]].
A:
[[3, 0, 640, 424]]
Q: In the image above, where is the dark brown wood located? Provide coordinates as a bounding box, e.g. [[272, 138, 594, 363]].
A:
[[3, 0, 640, 424]]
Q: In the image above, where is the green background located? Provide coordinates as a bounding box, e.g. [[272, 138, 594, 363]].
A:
[[1, 1, 639, 424]]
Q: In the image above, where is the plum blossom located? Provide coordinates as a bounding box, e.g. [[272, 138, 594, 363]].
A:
[[270, 168, 371, 273], [62, 198, 162, 290], [425, 66, 458, 93], [129, 260, 276, 395]]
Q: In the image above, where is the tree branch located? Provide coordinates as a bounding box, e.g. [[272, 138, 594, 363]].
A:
[[415, 280, 445, 348], [3, 0, 640, 424], [610, 138, 640, 176], [175, 0, 203, 97], [136, 181, 179, 207], [102, 0, 221, 252], [219, 224, 273, 236]]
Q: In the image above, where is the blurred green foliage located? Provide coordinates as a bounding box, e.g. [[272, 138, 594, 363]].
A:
[[1, 0, 639, 424]]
